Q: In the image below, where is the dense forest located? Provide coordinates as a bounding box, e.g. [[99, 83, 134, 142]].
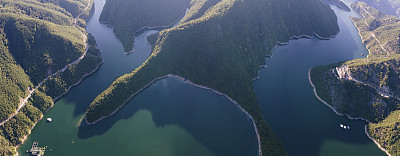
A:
[[310, 2, 400, 155], [99, 0, 191, 52], [0, 0, 100, 154], [85, 0, 339, 155], [350, 2, 400, 56]]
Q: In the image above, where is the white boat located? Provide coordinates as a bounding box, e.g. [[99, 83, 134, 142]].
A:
[[340, 124, 350, 130], [46, 118, 52, 122]]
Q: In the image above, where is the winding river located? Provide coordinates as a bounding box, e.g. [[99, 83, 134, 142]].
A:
[[18, 0, 387, 155], [254, 0, 386, 155], [17, 0, 257, 155]]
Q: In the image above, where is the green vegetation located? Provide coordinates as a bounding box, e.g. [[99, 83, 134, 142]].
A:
[[39, 33, 102, 99], [368, 110, 400, 155], [323, 0, 351, 12], [86, 0, 340, 155], [99, 0, 192, 52], [0, 135, 15, 156], [310, 56, 400, 122], [350, 2, 400, 56], [0, 0, 101, 153], [359, 0, 400, 17], [310, 2, 400, 155]]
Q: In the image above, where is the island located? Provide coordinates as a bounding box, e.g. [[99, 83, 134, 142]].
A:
[[0, 0, 101, 154], [310, 2, 400, 155], [84, 0, 340, 155]]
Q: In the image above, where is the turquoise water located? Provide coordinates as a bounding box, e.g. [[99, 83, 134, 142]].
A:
[[17, 0, 258, 155], [18, 0, 387, 155]]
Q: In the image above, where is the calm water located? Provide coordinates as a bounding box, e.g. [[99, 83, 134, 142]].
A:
[[18, 0, 387, 155], [17, 0, 258, 155], [254, 1, 386, 156]]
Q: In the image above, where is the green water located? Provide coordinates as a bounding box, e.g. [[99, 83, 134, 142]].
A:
[[17, 0, 389, 155], [254, 1, 387, 155], [17, 0, 258, 155]]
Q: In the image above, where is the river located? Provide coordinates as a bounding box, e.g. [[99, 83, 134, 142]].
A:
[[254, 0, 386, 155], [17, 0, 257, 155], [18, 0, 387, 155]]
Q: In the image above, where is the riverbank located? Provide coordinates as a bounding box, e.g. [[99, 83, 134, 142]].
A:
[[308, 67, 395, 155], [85, 73, 261, 156], [364, 126, 391, 156]]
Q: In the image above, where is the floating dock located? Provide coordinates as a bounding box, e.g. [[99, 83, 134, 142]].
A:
[[28, 141, 45, 156]]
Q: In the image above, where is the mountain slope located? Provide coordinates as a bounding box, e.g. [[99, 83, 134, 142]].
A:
[[85, 0, 339, 155], [99, 0, 191, 52], [310, 2, 400, 155], [0, 0, 101, 154], [359, 0, 400, 17]]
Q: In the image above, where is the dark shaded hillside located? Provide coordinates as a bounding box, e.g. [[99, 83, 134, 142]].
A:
[[2, 14, 84, 84], [350, 2, 400, 56], [359, 0, 400, 17], [86, 0, 339, 155], [99, 0, 191, 52], [310, 55, 400, 155]]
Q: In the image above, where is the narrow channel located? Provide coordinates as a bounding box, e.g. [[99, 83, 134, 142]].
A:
[[254, 0, 386, 155], [17, 0, 258, 155]]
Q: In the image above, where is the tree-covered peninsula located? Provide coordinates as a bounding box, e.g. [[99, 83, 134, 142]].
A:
[[0, 0, 101, 154], [85, 0, 339, 155], [310, 2, 400, 155]]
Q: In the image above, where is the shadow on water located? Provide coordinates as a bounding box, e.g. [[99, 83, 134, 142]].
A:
[[75, 0, 258, 155], [254, 2, 386, 156], [77, 78, 258, 156]]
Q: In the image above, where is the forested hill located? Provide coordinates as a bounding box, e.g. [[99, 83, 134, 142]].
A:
[[85, 0, 339, 155], [350, 2, 400, 56], [99, 0, 191, 52], [0, 0, 101, 155], [310, 2, 400, 155], [359, 0, 400, 17]]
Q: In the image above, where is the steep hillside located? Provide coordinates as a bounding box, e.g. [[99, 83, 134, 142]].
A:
[[0, 0, 101, 154], [310, 55, 400, 155], [368, 109, 400, 156], [99, 0, 191, 52], [359, 0, 400, 17], [350, 2, 400, 56], [310, 2, 400, 155], [85, 0, 339, 155]]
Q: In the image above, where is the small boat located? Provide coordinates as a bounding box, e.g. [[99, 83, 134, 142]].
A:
[[340, 124, 350, 130], [47, 118, 52, 122], [361, 53, 364, 56]]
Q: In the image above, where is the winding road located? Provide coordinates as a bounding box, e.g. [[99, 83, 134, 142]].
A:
[[0, 0, 92, 126]]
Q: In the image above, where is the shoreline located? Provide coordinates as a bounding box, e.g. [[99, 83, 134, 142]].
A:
[[86, 31, 339, 156], [85, 73, 262, 156], [14, 59, 103, 155], [99, 8, 188, 55], [53, 60, 104, 101], [324, 0, 351, 12], [308, 68, 393, 155], [364, 125, 392, 156], [12, 0, 99, 155]]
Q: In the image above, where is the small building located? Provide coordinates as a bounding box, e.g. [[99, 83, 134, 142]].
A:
[[28, 141, 45, 156]]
